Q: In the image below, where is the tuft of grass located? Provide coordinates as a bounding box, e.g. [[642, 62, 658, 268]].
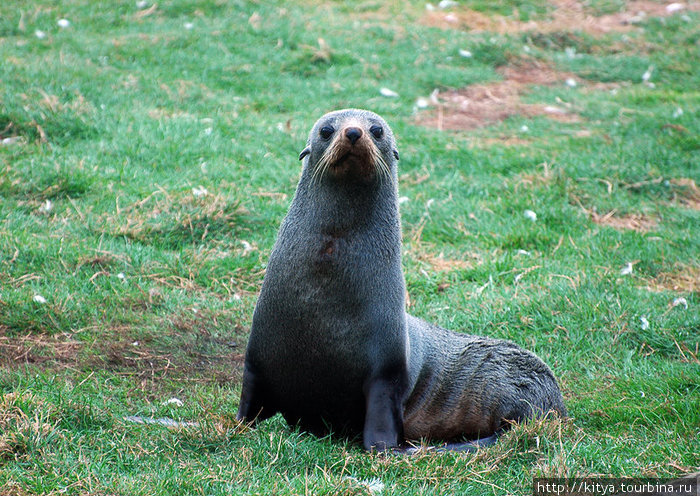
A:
[[100, 187, 243, 249]]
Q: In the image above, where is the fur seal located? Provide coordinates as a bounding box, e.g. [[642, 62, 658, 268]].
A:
[[237, 109, 566, 452]]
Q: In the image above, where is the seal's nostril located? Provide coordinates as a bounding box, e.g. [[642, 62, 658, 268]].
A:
[[345, 127, 362, 145]]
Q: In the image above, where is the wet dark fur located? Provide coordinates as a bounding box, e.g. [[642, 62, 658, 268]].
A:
[[237, 109, 566, 452]]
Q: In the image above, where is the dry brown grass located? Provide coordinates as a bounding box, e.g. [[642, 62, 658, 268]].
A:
[[421, 0, 700, 35], [81, 310, 247, 386], [512, 162, 559, 191], [469, 136, 534, 147], [490, 414, 582, 477], [0, 392, 58, 461], [0, 327, 82, 368], [26, 88, 96, 116], [590, 210, 658, 232], [648, 265, 700, 294], [0, 483, 35, 496], [418, 252, 475, 272], [416, 60, 582, 131], [76, 250, 131, 272], [669, 178, 700, 210], [102, 186, 243, 247]]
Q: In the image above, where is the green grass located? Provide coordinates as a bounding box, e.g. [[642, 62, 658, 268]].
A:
[[1, 0, 698, 494]]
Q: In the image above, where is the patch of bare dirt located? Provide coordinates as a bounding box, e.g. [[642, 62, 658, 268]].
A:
[[650, 265, 700, 293], [670, 178, 700, 210], [590, 210, 658, 232], [418, 252, 474, 272], [499, 62, 578, 84], [0, 309, 246, 386], [409, 240, 482, 275], [85, 312, 247, 385], [417, 60, 581, 131], [421, 0, 700, 35], [470, 136, 534, 147]]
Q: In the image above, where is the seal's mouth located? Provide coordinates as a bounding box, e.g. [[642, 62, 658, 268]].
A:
[[334, 151, 353, 164], [333, 150, 366, 166]]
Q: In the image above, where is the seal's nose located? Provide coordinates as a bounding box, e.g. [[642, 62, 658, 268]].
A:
[[345, 127, 362, 145]]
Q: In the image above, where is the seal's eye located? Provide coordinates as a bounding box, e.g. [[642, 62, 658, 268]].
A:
[[370, 125, 384, 139], [320, 126, 335, 139]]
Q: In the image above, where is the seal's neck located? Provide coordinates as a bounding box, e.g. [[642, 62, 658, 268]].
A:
[[293, 169, 400, 234]]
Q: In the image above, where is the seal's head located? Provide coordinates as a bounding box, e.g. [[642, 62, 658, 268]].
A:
[[299, 109, 400, 183]]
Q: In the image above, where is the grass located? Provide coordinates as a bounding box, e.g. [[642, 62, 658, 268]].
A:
[[1, 0, 698, 494]]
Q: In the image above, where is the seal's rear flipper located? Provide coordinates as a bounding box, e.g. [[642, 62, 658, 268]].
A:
[[438, 434, 499, 452], [394, 434, 499, 455]]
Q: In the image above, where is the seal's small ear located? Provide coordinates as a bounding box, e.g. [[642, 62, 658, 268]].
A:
[[393, 149, 400, 161], [299, 147, 311, 161]]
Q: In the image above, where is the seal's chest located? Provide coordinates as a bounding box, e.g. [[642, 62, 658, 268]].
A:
[[312, 233, 350, 272], [317, 234, 338, 259]]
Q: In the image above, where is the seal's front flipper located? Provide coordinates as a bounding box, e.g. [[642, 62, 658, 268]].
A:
[[236, 364, 273, 424], [362, 376, 405, 452]]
